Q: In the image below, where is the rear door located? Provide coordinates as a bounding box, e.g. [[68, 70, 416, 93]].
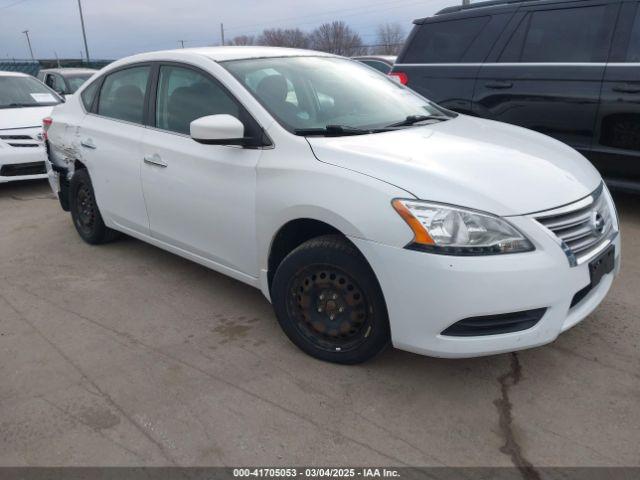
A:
[[473, 0, 619, 154], [394, 12, 513, 114], [79, 64, 152, 234], [593, 0, 640, 183]]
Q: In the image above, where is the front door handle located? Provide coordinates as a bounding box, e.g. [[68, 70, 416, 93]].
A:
[[144, 154, 168, 168], [80, 138, 96, 149], [612, 84, 640, 94], [485, 81, 514, 90]]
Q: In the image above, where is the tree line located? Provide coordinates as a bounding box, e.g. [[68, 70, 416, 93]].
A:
[[227, 21, 406, 56]]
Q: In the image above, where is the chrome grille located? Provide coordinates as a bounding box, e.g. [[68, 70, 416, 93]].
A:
[[534, 184, 615, 265]]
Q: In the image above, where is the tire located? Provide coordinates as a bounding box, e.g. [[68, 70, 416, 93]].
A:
[[69, 168, 120, 245], [271, 234, 390, 364]]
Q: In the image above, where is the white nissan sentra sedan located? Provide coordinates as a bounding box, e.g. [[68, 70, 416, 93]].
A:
[[44, 47, 620, 364], [0, 71, 62, 183]]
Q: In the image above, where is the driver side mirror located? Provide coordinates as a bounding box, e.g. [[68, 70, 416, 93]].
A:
[[190, 115, 247, 146]]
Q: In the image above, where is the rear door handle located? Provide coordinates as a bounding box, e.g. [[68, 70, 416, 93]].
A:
[[80, 138, 96, 149], [144, 154, 168, 168], [612, 84, 640, 94], [485, 81, 514, 90]]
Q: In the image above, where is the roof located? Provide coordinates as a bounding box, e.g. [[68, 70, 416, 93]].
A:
[[39, 68, 97, 75], [0, 71, 29, 77], [436, 0, 528, 15], [119, 46, 336, 65], [412, 0, 535, 23]]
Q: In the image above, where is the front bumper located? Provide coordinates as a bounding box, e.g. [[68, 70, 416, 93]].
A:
[[0, 128, 48, 183], [350, 217, 621, 358]]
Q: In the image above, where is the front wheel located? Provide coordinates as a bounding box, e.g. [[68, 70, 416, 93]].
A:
[[271, 235, 390, 364], [69, 168, 120, 245]]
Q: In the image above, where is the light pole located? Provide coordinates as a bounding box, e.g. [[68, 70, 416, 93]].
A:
[[77, 0, 91, 62], [22, 30, 34, 60]]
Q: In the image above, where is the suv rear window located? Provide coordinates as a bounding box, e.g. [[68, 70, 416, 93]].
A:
[[402, 16, 490, 63]]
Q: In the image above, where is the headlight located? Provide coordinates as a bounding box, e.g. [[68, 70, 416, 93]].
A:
[[392, 199, 535, 255]]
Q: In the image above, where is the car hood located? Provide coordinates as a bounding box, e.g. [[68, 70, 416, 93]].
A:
[[306, 115, 602, 216], [0, 106, 53, 130]]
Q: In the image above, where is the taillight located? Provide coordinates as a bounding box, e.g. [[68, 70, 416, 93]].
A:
[[389, 71, 408, 85], [42, 117, 52, 140]]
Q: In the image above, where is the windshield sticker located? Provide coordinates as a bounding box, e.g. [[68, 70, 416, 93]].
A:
[[30, 93, 56, 103]]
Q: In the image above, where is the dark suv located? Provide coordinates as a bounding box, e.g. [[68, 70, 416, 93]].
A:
[[391, 0, 640, 191]]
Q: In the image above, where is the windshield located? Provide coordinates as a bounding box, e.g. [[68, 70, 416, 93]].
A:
[[222, 56, 452, 134], [0, 76, 61, 108], [65, 74, 93, 93]]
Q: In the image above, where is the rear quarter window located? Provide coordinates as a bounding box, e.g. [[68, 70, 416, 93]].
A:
[[81, 80, 100, 111], [402, 16, 491, 63]]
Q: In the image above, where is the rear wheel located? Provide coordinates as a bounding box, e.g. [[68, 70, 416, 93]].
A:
[[272, 235, 390, 364], [70, 168, 120, 244]]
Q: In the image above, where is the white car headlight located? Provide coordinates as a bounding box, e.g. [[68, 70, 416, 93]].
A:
[[392, 199, 535, 255]]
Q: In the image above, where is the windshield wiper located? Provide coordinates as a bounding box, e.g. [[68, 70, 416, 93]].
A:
[[386, 114, 449, 128], [294, 125, 389, 137], [0, 103, 47, 109], [0, 103, 29, 109]]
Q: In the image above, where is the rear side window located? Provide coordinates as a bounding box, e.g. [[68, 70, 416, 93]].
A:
[[81, 80, 99, 111], [500, 6, 610, 62], [403, 16, 490, 63], [628, 6, 640, 62], [97, 66, 150, 124]]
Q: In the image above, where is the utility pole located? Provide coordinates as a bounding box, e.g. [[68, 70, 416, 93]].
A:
[[22, 30, 34, 60], [220, 23, 225, 46], [77, 0, 91, 62]]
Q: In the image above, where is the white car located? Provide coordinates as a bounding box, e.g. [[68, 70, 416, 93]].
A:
[[44, 47, 620, 364], [37, 68, 97, 97], [0, 71, 62, 183]]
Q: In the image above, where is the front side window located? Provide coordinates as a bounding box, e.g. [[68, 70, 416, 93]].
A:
[[501, 6, 609, 62], [155, 65, 240, 135], [97, 66, 150, 124], [0, 75, 61, 109], [223, 56, 450, 133], [402, 17, 490, 63], [45, 74, 56, 89], [628, 6, 640, 62]]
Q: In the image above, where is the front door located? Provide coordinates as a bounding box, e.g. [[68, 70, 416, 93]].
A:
[[140, 63, 262, 277]]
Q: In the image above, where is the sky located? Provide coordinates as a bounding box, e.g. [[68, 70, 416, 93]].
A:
[[0, 0, 463, 60]]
